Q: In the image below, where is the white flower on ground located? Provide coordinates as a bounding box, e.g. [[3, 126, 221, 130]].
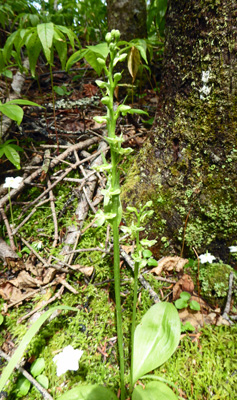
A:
[[199, 252, 216, 264], [53, 345, 83, 376], [3, 176, 23, 189], [201, 70, 210, 83], [229, 246, 237, 253]]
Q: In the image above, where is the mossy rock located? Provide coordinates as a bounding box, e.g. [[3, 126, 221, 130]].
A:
[[188, 261, 237, 308]]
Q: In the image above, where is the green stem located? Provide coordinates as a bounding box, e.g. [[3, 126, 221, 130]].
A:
[[8, 188, 14, 227], [49, 64, 59, 154], [130, 227, 141, 391], [112, 198, 125, 400]]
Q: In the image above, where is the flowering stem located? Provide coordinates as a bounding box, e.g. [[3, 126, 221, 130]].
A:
[[112, 199, 125, 400], [8, 188, 14, 227], [130, 218, 141, 391]]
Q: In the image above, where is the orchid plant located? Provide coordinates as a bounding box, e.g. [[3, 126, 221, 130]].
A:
[[0, 31, 181, 400]]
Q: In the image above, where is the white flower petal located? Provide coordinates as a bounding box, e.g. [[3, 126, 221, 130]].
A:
[[229, 246, 237, 253], [201, 70, 210, 83], [3, 176, 23, 189], [53, 345, 83, 376], [199, 252, 216, 264]]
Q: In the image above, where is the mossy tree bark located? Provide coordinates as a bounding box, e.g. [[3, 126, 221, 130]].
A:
[[122, 0, 237, 263], [106, 0, 147, 41]]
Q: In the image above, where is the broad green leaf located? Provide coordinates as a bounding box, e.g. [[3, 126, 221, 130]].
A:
[[37, 23, 54, 64], [87, 42, 109, 59], [132, 303, 180, 385], [66, 49, 87, 71], [0, 306, 78, 392], [57, 25, 78, 50], [174, 298, 188, 309], [53, 28, 67, 70], [54, 86, 65, 96], [180, 291, 191, 301], [25, 30, 42, 77], [133, 39, 148, 64], [147, 258, 158, 267], [16, 377, 31, 397], [189, 300, 200, 311], [36, 374, 49, 389], [143, 250, 153, 258], [30, 358, 45, 378], [57, 384, 117, 400], [7, 99, 43, 107], [132, 381, 178, 400], [0, 315, 4, 325], [3, 30, 20, 62], [84, 49, 104, 75], [0, 103, 23, 125], [4, 145, 21, 169]]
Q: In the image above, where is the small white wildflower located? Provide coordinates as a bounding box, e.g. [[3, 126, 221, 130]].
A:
[[200, 84, 211, 97], [201, 70, 210, 83], [36, 241, 43, 250], [3, 176, 23, 189], [229, 246, 237, 253], [199, 252, 216, 264], [53, 345, 83, 376]]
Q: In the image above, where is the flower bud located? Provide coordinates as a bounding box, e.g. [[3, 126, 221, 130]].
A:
[[97, 58, 106, 66], [105, 32, 112, 43]]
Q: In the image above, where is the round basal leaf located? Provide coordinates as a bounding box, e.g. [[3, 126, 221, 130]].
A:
[[30, 358, 45, 378], [132, 381, 178, 400], [4, 145, 21, 169], [147, 258, 158, 267], [57, 384, 117, 400], [143, 249, 152, 259], [16, 377, 31, 397], [36, 374, 49, 389], [0, 103, 23, 125], [189, 300, 200, 311], [180, 291, 191, 301], [181, 321, 195, 332], [132, 303, 180, 385], [174, 298, 188, 309]]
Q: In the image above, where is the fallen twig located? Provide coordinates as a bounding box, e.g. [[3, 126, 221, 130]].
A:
[[0, 349, 53, 400], [120, 247, 161, 303], [222, 272, 234, 325], [17, 285, 64, 323]]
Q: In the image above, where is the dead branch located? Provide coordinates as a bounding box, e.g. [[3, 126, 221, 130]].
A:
[[120, 247, 161, 303], [0, 349, 53, 400]]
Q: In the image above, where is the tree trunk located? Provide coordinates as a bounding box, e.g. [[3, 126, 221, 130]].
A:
[[106, 0, 147, 41], [122, 0, 236, 264]]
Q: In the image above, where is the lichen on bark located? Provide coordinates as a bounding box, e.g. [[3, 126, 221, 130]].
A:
[[121, 0, 237, 263]]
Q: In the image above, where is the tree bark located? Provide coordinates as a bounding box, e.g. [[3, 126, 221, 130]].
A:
[[106, 0, 147, 41], [122, 0, 237, 264]]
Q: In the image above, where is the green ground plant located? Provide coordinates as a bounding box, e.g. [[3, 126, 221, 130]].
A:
[[0, 30, 181, 400]]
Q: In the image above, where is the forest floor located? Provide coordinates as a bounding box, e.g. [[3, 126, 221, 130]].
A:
[[0, 60, 236, 400]]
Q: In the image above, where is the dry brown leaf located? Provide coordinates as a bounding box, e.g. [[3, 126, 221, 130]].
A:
[[43, 268, 57, 284], [0, 282, 23, 303], [10, 270, 41, 289], [173, 274, 194, 300], [179, 309, 230, 330], [76, 266, 94, 277], [150, 256, 188, 276], [121, 245, 134, 254]]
